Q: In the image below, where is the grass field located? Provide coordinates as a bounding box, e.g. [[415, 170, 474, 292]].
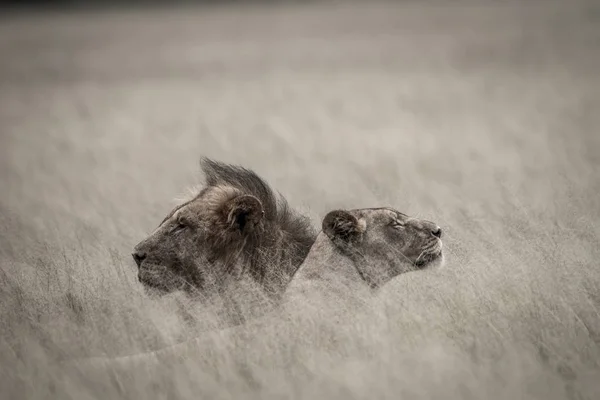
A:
[[1, 1, 599, 399]]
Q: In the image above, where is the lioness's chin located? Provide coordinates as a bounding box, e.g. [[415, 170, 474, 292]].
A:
[[413, 250, 444, 270], [421, 252, 445, 270]]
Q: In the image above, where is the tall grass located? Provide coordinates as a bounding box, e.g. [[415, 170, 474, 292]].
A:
[[1, 1, 599, 399]]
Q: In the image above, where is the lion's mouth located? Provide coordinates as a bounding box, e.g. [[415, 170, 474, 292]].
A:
[[414, 253, 440, 268], [138, 265, 174, 292], [138, 274, 168, 292], [137, 262, 192, 295], [414, 241, 443, 269]]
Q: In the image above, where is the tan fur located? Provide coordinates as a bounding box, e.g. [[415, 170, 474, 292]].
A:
[[68, 206, 443, 375], [286, 207, 444, 298], [131, 159, 317, 325]]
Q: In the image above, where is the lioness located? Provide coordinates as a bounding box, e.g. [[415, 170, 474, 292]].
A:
[[285, 207, 444, 301], [132, 158, 317, 302]]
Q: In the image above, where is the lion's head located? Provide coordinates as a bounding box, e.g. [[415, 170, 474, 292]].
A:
[[319, 207, 444, 288], [132, 158, 316, 298]]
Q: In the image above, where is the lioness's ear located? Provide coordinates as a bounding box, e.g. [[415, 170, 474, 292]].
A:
[[322, 210, 366, 244], [223, 195, 264, 232]]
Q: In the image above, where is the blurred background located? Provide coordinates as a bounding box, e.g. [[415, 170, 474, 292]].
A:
[[1, 0, 599, 399]]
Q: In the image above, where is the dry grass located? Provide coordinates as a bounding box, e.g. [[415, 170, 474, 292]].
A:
[[1, 1, 599, 399]]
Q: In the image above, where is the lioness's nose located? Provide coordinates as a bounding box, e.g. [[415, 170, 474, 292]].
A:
[[431, 227, 442, 238], [132, 251, 146, 268]]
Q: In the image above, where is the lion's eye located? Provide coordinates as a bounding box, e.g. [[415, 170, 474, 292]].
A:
[[172, 218, 188, 232], [172, 225, 185, 233], [391, 220, 405, 229]]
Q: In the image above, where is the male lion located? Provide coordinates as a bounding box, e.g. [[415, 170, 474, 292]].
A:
[[132, 158, 317, 304]]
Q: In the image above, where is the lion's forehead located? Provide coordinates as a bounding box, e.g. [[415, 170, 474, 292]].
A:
[[375, 208, 433, 227], [154, 200, 196, 234], [158, 203, 184, 227], [360, 207, 407, 221], [156, 185, 243, 232]]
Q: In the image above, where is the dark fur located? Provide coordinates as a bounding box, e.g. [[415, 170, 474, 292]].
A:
[[200, 158, 317, 294], [322, 210, 365, 251], [133, 158, 317, 302]]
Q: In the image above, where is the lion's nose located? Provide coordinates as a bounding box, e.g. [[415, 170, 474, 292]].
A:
[[431, 227, 442, 238], [132, 251, 146, 268]]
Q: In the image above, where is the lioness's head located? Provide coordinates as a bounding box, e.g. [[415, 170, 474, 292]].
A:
[[132, 158, 315, 296], [322, 207, 444, 287]]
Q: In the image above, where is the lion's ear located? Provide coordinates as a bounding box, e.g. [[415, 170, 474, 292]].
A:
[[322, 210, 366, 244], [223, 195, 264, 232]]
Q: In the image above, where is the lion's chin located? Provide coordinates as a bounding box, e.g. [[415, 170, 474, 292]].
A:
[[142, 284, 170, 297], [414, 250, 444, 270], [138, 276, 171, 295], [421, 252, 445, 270], [138, 266, 181, 295]]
